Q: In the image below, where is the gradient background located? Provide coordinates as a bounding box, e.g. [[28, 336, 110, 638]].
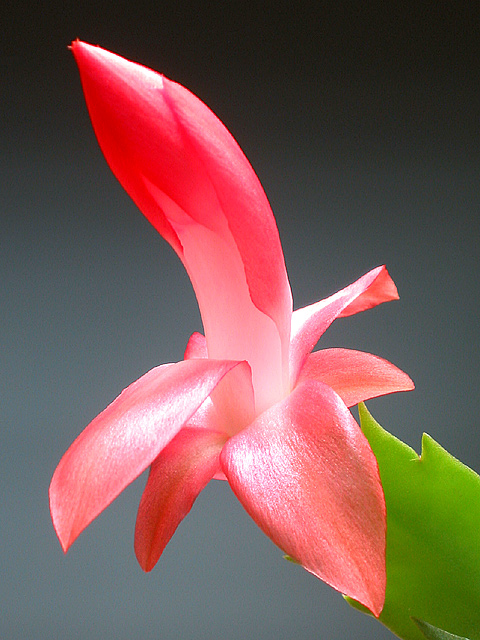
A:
[[2, 2, 479, 638]]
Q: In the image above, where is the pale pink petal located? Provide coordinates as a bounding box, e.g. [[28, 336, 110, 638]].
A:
[[290, 266, 398, 386], [184, 332, 207, 359], [72, 41, 292, 411], [298, 348, 414, 407], [221, 380, 386, 617], [135, 427, 227, 571], [180, 345, 230, 480], [49, 358, 248, 552], [183, 402, 228, 482], [183, 331, 255, 436]]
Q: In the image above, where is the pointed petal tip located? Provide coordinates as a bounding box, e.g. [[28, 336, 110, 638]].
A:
[[135, 547, 156, 573], [302, 528, 385, 618], [354, 585, 385, 618], [49, 476, 79, 554], [135, 532, 164, 572], [366, 594, 384, 619], [381, 264, 399, 301], [70, 39, 90, 57], [339, 265, 399, 318], [184, 332, 207, 360], [70, 40, 114, 69], [70, 40, 104, 73], [60, 538, 71, 555], [49, 492, 72, 554], [309, 568, 384, 618]]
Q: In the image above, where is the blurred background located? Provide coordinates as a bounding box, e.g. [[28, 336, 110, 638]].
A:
[[1, 1, 479, 638]]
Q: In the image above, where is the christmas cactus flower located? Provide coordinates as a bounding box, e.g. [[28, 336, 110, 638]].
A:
[[49, 41, 414, 617]]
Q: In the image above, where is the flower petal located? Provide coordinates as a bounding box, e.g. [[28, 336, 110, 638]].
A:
[[49, 358, 247, 552], [72, 41, 292, 411], [289, 266, 398, 387], [184, 332, 207, 360], [134, 427, 227, 572], [338, 264, 398, 318], [182, 336, 235, 482], [183, 402, 228, 482], [298, 348, 414, 407], [220, 380, 386, 617], [184, 331, 255, 436]]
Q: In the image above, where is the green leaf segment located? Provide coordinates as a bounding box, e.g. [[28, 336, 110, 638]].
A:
[[346, 404, 480, 640], [412, 618, 470, 640]]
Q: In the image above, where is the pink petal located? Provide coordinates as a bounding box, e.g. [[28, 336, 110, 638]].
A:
[[183, 403, 228, 482], [184, 332, 207, 359], [182, 331, 253, 479], [49, 358, 248, 552], [289, 266, 398, 387], [298, 348, 414, 407], [135, 427, 227, 571], [72, 41, 292, 412], [183, 332, 256, 436], [338, 265, 398, 317], [181, 336, 231, 481], [221, 380, 386, 617]]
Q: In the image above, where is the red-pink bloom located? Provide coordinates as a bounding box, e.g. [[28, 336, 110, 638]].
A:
[[50, 41, 414, 617]]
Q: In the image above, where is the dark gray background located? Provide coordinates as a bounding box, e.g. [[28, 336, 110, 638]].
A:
[[2, 1, 479, 638]]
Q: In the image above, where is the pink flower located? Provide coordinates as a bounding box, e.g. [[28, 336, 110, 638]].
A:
[[50, 41, 414, 617]]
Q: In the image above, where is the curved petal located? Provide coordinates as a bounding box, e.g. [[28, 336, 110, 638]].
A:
[[183, 401, 228, 482], [182, 334, 232, 481], [135, 427, 228, 571], [49, 358, 247, 552], [72, 41, 292, 411], [183, 400, 229, 482], [298, 348, 414, 407], [182, 330, 253, 477], [338, 265, 398, 318], [220, 380, 386, 617], [289, 266, 398, 387], [184, 332, 207, 360], [183, 331, 255, 436]]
